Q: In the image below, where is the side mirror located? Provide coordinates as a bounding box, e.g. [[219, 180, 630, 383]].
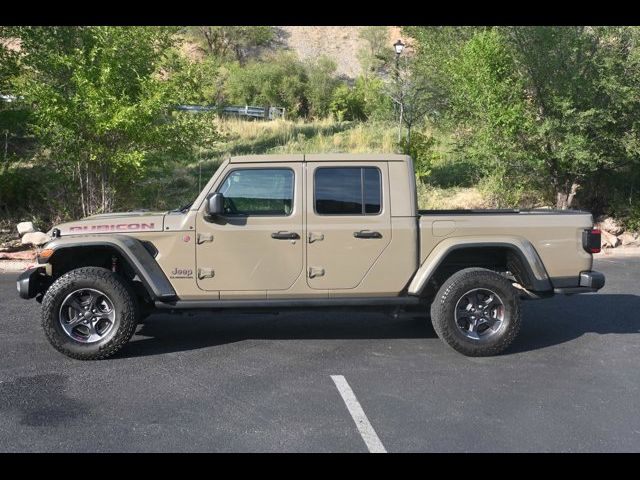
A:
[[205, 192, 224, 216]]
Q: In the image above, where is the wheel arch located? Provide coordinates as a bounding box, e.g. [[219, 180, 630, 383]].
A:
[[408, 237, 552, 296], [43, 235, 176, 302]]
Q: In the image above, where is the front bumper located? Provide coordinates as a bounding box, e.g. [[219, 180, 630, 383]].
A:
[[16, 267, 47, 299], [554, 270, 605, 295]]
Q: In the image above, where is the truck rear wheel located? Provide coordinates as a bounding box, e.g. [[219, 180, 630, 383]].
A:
[[41, 267, 139, 360], [430, 268, 521, 357]]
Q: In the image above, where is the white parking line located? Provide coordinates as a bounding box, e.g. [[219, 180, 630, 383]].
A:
[[330, 375, 387, 453]]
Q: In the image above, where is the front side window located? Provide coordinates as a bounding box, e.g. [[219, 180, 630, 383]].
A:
[[315, 167, 382, 215], [218, 168, 294, 216]]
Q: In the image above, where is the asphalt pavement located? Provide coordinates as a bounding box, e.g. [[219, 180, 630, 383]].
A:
[[0, 257, 639, 452]]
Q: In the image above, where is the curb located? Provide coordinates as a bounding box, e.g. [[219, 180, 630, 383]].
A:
[[0, 260, 36, 273], [595, 247, 640, 257]]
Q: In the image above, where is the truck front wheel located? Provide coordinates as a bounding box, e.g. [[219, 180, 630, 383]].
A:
[[430, 268, 521, 357], [41, 267, 139, 360]]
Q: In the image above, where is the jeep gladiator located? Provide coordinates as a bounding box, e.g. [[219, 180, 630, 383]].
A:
[[17, 154, 605, 359]]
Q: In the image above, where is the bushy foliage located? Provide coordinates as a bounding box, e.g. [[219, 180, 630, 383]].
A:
[[399, 131, 436, 182], [6, 26, 218, 217], [0, 35, 32, 156], [358, 26, 393, 75], [305, 56, 340, 119], [164, 51, 225, 105], [7, 25, 640, 232], [330, 84, 365, 121], [330, 76, 391, 121], [185, 26, 277, 64], [407, 26, 640, 211], [224, 52, 309, 117]]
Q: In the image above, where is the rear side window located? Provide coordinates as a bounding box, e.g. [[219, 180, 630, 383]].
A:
[[315, 167, 382, 215], [218, 168, 294, 216]]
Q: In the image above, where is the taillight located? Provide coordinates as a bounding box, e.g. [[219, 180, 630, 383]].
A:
[[582, 228, 601, 254]]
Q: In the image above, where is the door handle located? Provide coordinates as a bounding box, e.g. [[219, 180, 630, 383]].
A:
[[271, 231, 300, 240], [353, 230, 382, 239]]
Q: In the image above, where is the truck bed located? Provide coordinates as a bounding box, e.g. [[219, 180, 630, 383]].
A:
[[417, 209, 595, 282]]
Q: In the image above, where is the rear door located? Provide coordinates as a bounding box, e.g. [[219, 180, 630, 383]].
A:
[[305, 162, 391, 290]]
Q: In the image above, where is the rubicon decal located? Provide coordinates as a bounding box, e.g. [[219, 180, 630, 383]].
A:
[[69, 223, 155, 232]]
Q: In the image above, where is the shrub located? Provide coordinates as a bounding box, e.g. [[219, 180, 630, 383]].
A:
[[330, 76, 391, 122], [305, 56, 340, 119], [399, 131, 436, 182], [224, 52, 309, 118], [330, 84, 366, 121]]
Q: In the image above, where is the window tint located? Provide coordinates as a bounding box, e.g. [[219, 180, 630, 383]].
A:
[[218, 169, 294, 216], [315, 167, 381, 215], [364, 168, 381, 214]]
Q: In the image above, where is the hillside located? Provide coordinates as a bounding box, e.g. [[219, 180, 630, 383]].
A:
[[275, 26, 403, 79], [179, 26, 407, 80]]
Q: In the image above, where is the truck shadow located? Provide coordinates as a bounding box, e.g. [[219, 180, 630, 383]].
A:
[[508, 293, 640, 354], [122, 311, 433, 358], [119, 294, 640, 358]]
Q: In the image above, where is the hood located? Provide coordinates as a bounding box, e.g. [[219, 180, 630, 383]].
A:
[[51, 211, 166, 236]]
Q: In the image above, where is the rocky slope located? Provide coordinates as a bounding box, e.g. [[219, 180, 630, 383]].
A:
[[275, 26, 403, 79]]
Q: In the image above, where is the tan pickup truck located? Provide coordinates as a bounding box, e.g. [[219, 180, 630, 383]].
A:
[[17, 154, 604, 359]]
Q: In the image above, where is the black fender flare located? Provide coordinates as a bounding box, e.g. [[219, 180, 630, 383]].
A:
[[43, 235, 177, 302], [408, 239, 553, 295]]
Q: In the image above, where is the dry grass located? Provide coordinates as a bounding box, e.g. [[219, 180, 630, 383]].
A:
[[213, 117, 399, 157], [199, 117, 491, 212], [417, 182, 491, 210]]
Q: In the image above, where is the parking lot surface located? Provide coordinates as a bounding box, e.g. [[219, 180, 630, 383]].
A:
[[1, 257, 639, 452]]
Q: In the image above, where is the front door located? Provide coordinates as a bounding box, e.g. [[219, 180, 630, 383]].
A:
[[195, 163, 304, 293], [306, 162, 391, 290]]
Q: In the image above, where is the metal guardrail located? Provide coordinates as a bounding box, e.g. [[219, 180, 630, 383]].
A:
[[223, 105, 286, 120], [0, 94, 22, 103], [1, 97, 286, 120], [175, 105, 217, 113], [175, 105, 285, 120]]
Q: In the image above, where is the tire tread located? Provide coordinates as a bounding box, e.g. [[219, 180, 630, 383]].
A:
[[41, 267, 138, 360], [430, 267, 521, 357]]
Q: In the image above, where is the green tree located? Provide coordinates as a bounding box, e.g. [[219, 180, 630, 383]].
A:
[[8, 26, 214, 217], [186, 26, 276, 64], [387, 55, 442, 146], [164, 50, 225, 105], [358, 26, 392, 75], [330, 84, 365, 121], [224, 52, 309, 117], [0, 34, 38, 220], [0, 35, 28, 160], [0, 36, 20, 94], [408, 26, 640, 209], [505, 26, 640, 208], [330, 75, 391, 122], [305, 56, 339, 118]]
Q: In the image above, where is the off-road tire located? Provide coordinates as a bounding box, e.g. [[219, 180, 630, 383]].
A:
[[430, 268, 521, 357], [41, 267, 139, 360]]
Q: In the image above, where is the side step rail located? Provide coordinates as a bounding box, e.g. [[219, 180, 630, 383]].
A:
[[155, 296, 424, 310]]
